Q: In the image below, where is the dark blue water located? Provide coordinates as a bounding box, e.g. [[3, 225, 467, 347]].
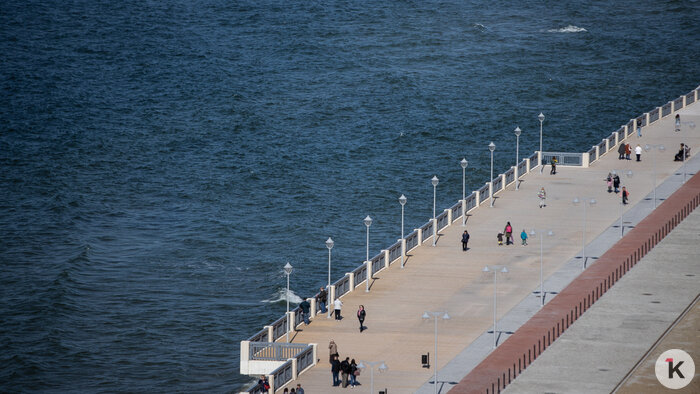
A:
[[1, 0, 699, 392]]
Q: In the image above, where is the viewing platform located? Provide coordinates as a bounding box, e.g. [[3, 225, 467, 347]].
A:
[[239, 87, 700, 393]]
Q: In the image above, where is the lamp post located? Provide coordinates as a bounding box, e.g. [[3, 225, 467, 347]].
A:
[[489, 142, 496, 207], [431, 176, 439, 246], [529, 229, 554, 307], [612, 170, 633, 237], [357, 360, 388, 394], [483, 265, 508, 348], [538, 112, 545, 173], [572, 197, 597, 269], [460, 158, 468, 225], [644, 144, 665, 208], [422, 311, 450, 394], [284, 262, 293, 342], [514, 127, 521, 190], [325, 237, 334, 318], [399, 194, 407, 268], [364, 215, 372, 292]]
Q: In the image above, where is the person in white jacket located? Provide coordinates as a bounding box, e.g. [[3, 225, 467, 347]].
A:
[[635, 144, 642, 162], [333, 298, 343, 320]]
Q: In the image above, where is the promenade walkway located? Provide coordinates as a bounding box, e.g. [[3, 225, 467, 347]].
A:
[[281, 99, 700, 393]]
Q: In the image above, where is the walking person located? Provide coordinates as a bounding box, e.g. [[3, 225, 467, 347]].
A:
[[550, 157, 557, 175], [299, 297, 310, 325], [636, 118, 642, 137], [329, 339, 339, 363], [635, 144, 642, 162], [497, 232, 504, 246], [461, 230, 470, 251], [675, 114, 681, 132], [613, 173, 621, 193], [331, 355, 341, 386], [340, 357, 351, 388], [317, 287, 328, 314], [357, 305, 366, 332], [350, 359, 359, 387], [333, 297, 343, 320], [622, 186, 629, 205], [296, 384, 305, 394], [504, 222, 513, 245], [258, 375, 270, 393], [618, 143, 626, 160], [606, 173, 613, 193], [625, 143, 631, 160], [521, 229, 528, 246], [538, 187, 547, 208]]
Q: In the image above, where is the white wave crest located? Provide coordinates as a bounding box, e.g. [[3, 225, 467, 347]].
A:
[[547, 25, 587, 33], [261, 288, 303, 304]]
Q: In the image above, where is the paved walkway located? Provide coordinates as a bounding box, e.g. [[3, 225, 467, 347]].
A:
[[284, 99, 700, 394], [502, 209, 700, 393]]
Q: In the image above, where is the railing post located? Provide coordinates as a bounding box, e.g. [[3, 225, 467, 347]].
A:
[[514, 165, 519, 185], [614, 131, 619, 146], [682, 94, 687, 107], [329, 285, 336, 306], [671, 100, 676, 112], [622, 124, 628, 140], [400, 238, 406, 263], [266, 325, 274, 342], [347, 272, 354, 290], [366, 258, 373, 289], [309, 297, 317, 318], [268, 374, 275, 393], [287, 311, 295, 334], [415, 228, 423, 244], [240, 340, 250, 375], [290, 357, 298, 380], [475, 190, 481, 206], [537, 151, 542, 170], [582, 152, 590, 168], [525, 158, 531, 172], [501, 173, 507, 189], [432, 218, 438, 240], [604, 138, 609, 152], [383, 249, 390, 269], [645, 112, 650, 125], [488, 182, 493, 205], [446, 208, 452, 225]]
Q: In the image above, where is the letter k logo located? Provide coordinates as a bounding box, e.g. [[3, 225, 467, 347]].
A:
[[666, 358, 685, 379]]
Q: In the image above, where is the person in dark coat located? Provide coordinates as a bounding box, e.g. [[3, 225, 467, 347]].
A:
[[340, 357, 351, 388], [317, 287, 328, 314], [461, 230, 470, 251], [299, 298, 310, 325], [350, 359, 359, 387], [331, 355, 341, 386], [613, 174, 621, 193], [258, 375, 270, 393], [618, 143, 626, 160]]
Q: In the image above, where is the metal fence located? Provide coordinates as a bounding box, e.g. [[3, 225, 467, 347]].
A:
[[626, 120, 634, 137], [248, 328, 269, 343], [296, 345, 315, 372], [465, 192, 477, 212], [450, 201, 462, 223], [596, 139, 607, 155], [662, 102, 672, 117], [636, 115, 647, 128], [333, 274, 351, 298], [687, 92, 696, 105], [272, 360, 294, 390], [388, 241, 401, 263], [527, 151, 539, 167], [673, 96, 684, 111], [250, 342, 309, 361], [352, 264, 366, 289], [406, 230, 419, 251], [371, 253, 384, 275], [588, 146, 597, 163], [271, 315, 288, 342], [293, 306, 304, 327], [477, 184, 489, 202], [437, 211, 449, 231], [542, 152, 583, 166], [421, 220, 433, 243], [649, 108, 660, 123], [517, 159, 527, 179], [504, 167, 515, 185], [492, 175, 503, 193]]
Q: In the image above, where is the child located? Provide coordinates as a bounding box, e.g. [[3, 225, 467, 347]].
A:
[[521, 229, 528, 246], [497, 232, 503, 246], [606, 173, 613, 193]]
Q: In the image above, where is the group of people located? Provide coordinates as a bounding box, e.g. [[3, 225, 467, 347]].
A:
[[617, 143, 643, 161], [496, 221, 528, 246], [329, 340, 361, 388], [605, 172, 630, 204], [256, 376, 305, 394], [674, 143, 691, 162], [316, 286, 345, 321]]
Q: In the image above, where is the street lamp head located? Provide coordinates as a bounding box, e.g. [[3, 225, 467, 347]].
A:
[[644, 144, 651, 152], [659, 145, 665, 151], [422, 312, 430, 320], [514, 126, 521, 137], [378, 362, 388, 373], [357, 362, 365, 370], [442, 312, 450, 320], [589, 198, 597, 206], [364, 215, 373, 228], [529, 229, 536, 236], [547, 230, 554, 237], [482, 266, 490, 273], [326, 237, 334, 250], [431, 175, 439, 187], [625, 170, 633, 178], [501, 267, 509, 273], [399, 194, 407, 206], [538, 112, 545, 122], [460, 158, 468, 169], [488, 141, 496, 152], [572, 197, 580, 205], [284, 262, 293, 275]]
